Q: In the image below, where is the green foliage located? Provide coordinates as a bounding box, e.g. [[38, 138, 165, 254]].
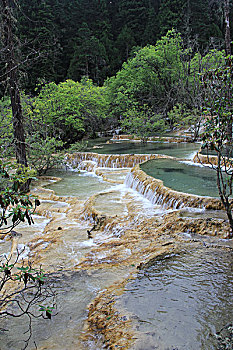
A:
[[39, 305, 55, 319], [68, 23, 108, 84], [106, 32, 228, 140], [157, 0, 186, 37], [191, 50, 226, 75], [201, 58, 233, 236], [202, 61, 232, 151], [167, 104, 202, 140], [0, 98, 14, 157], [0, 95, 64, 176], [1, 30, 228, 149], [115, 25, 136, 62], [16, 0, 61, 93], [33, 81, 85, 135], [167, 103, 185, 128], [0, 78, 109, 175], [107, 29, 185, 127], [31, 79, 109, 144], [14, 266, 46, 286], [0, 160, 56, 347], [0, 160, 39, 233], [0, 258, 56, 344], [67, 140, 88, 154], [27, 136, 63, 176], [121, 103, 165, 141], [1, 0, 227, 96]]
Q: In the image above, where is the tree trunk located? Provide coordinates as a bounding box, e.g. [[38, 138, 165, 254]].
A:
[[217, 153, 233, 237], [223, 0, 232, 156], [1, 0, 29, 191], [9, 68, 28, 169], [226, 206, 233, 238], [224, 0, 231, 56]]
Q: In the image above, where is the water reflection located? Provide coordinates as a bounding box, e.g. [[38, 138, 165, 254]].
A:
[[86, 140, 200, 158], [45, 170, 112, 199], [141, 159, 224, 197]]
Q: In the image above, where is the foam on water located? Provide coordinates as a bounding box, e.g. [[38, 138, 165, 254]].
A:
[[79, 239, 97, 248], [41, 199, 70, 208], [17, 244, 30, 260]]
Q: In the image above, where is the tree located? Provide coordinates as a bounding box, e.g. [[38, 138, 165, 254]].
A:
[[0, 97, 14, 157], [29, 78, 109, 145], [180, 49, 226, 141], [0, 0, 29, 191], [166, 103, 202, 140], [202, 59, 233, 237], [68, 23, 108, 84], [121, 103, 165, 141], [157, 0, 186, 37], [224, 0, 231, 56], [1, 0, 231, 95], [116, 0, 149, 44], [0, 160, 56, 349], [115, 25, 136, 62], [17, 0, 61, 93], [106, 30, 186, 126], [0, 95, 64, 176]]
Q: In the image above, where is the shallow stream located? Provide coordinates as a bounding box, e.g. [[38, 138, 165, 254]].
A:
[[0, 141, 232, 350], [119, 246, 233, 350]]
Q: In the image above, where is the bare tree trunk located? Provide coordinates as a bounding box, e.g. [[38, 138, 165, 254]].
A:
[[9, 70, 28, 169], [216, 153, 233, 237], [224, 0, 231, 56], [1, 0, 29, 191], [223, 0, 232, 158]]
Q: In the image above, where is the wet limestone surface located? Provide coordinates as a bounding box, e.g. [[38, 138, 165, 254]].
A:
[[127, 164, 225, 210], [0, 175, 134, 350], [1, 150, 232, 350], [77, 198, 232, 349], [193, 152, 233, 168]]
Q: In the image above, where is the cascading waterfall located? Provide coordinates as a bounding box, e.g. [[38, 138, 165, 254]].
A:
[[65, 152, 160, 170], [64, 151, 225, 212], [65, 152, 224, 210], [124, 165, 223, 210], [125, 172, 184, 209]]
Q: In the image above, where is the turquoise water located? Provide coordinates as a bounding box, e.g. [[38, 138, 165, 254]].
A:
[[86, 140, 200, 158], [45, 170, 112, 199], [141, 159, 222, 197], [120, 247, 233, 350]]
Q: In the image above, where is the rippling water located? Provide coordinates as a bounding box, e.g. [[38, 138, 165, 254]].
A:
[[120, 246, 233, 350], [45, 169, 112, 199], [141, 159, 224, 197], [86, 140, 200, 158], [1, 143, 232, 350], [0, 269, 125, 350]]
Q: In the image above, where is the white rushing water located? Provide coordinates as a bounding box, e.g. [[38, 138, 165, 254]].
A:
[[2, 142, 231, 350]]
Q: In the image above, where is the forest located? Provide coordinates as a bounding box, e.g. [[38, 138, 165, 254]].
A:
[[0, 0, 232, 153], [1, 0, 233, 92]]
